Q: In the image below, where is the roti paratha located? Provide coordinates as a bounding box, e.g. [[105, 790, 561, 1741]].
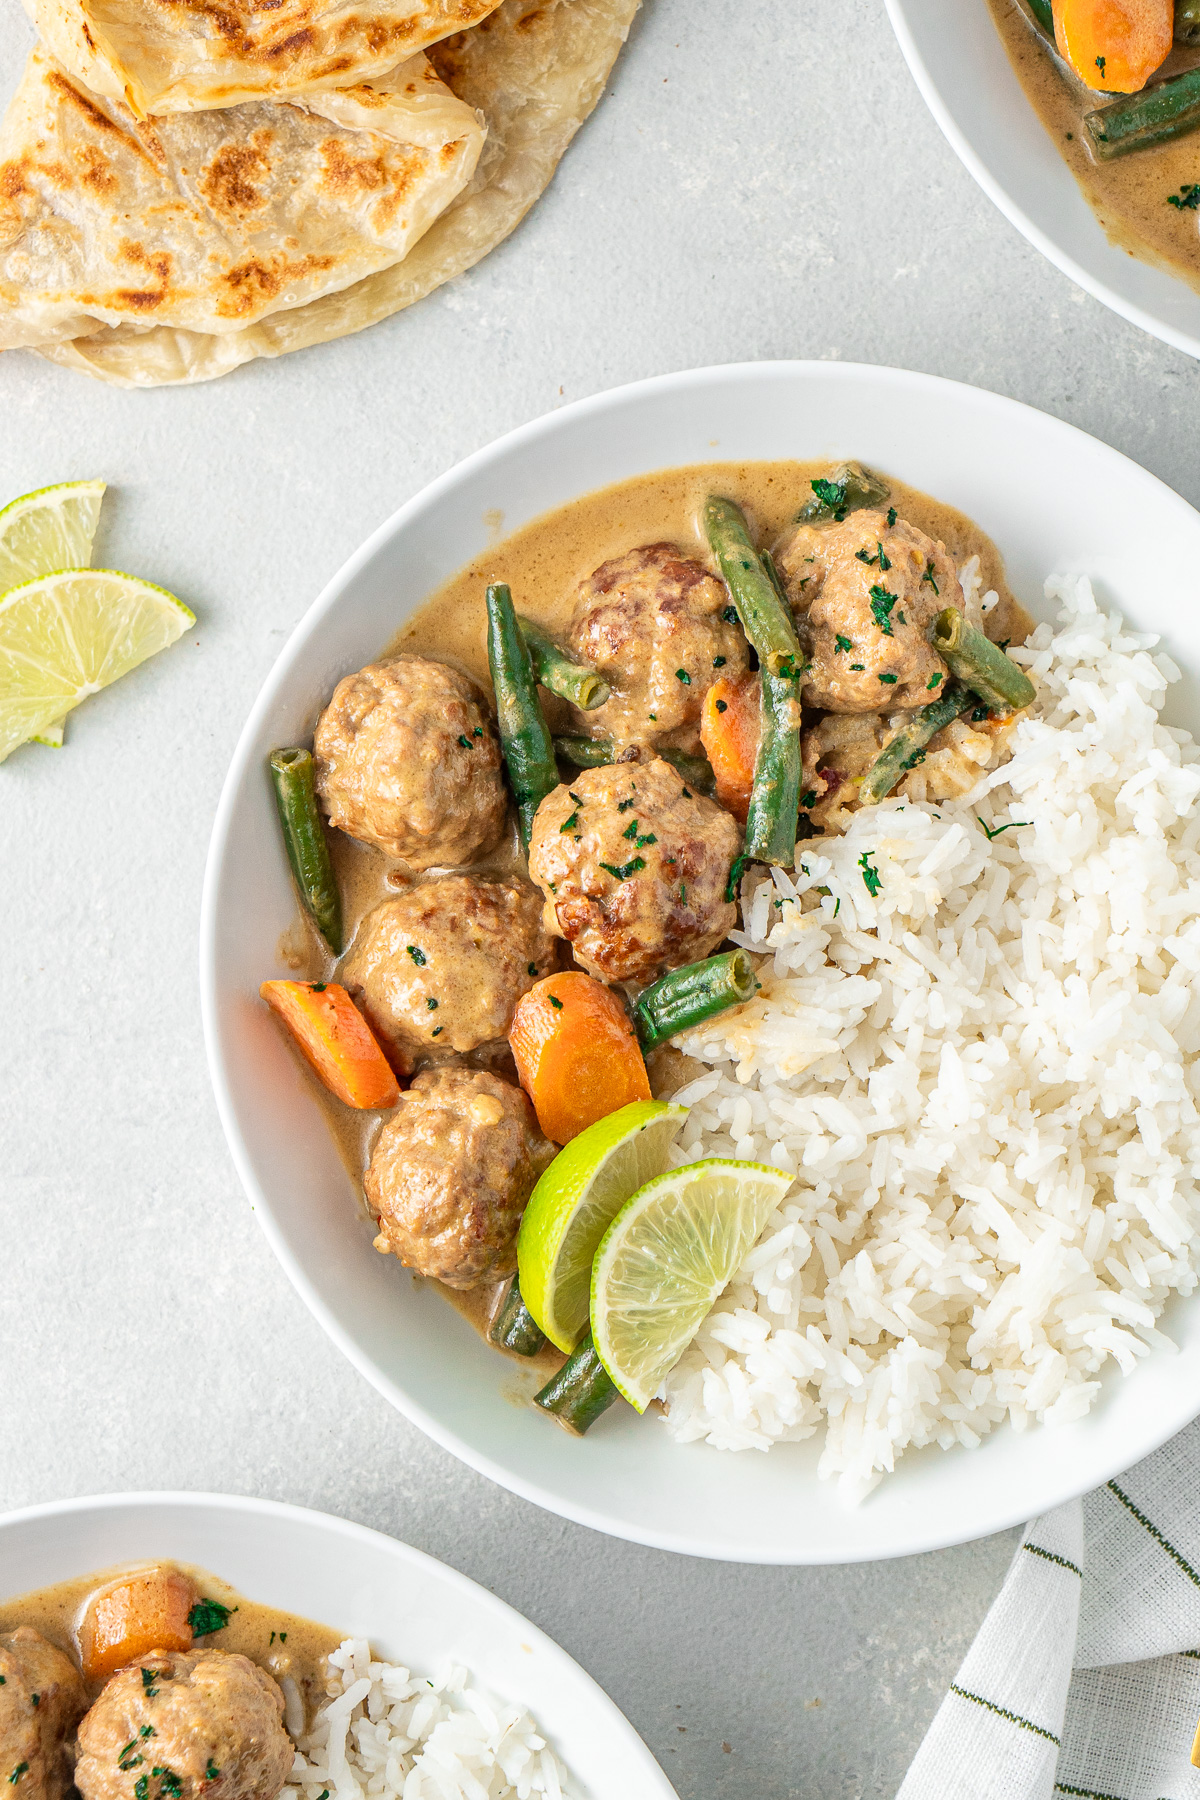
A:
[[31, 0, 641, 385]]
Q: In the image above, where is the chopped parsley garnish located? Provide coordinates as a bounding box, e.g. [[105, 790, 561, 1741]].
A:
[[1168, 183, 1200, 210], [681, 787, 692, 798], [869, 585, 897, 636], [9, 1768, 28, 1787], [725, 852, 750, 902], [187, 1599, 232, 1638], [854, 548, 875, 566], [921, 562, 939, 594], [902, 748, 927, 770], [473, 726, 483, 737], [834, 896, 841, 917], [457, 735, 472, 749], [777, 654, 798, 680], [1095, 53, 1105, 74], [715, 698, 728, 713], [617, 797, 636, 812], [568, 791, 583, 805], [431, 1026, 442, 1037], [560, 810, 579, 832], [622, 818, 639, 839], [648, 713, 657, 721], [876, 542, 891, 572], [135, 1780, 149, 1800], [679, 884, 687, 904], [849, 663, 865, 672], [426, 997, 438, 1010], [406, 945, 427, 966], [897, 610, 907, 625], [713, 655, 727, 668], [204, 1766, 220, 1784], [800, 790, 818, 809], [878, 673, 898, 684], [153, 1768, 183, 1799], [927, 672, 943, 690], [141, 1670, 163, 1698], [886, 506, 897, 528], [972, 704, 989, 722], [548, 994, 564, 1010], [527, 962, 538, 976], [29, 1698, 37, 1710], [675, 668, 691, 684], [722, 605, 739, 625], [835, 635, 853, 654], [310, 982, 327, 993], [600, 857, 646, 880], [636, 832, 657, 847], [858, 852, 882, 897], [810, 476, 848, 520]]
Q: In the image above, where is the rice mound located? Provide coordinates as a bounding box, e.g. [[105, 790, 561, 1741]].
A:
[[285, 1638, 571, 1800], [661, 574, 1200, 1502]]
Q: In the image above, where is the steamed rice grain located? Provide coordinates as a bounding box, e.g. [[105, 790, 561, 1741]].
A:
[[660, 574, 1200, 1501]]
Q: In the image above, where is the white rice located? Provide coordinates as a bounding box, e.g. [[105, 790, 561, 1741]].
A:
[[661, 573, 1200, 1502], [285, 1639, 572, 1800]]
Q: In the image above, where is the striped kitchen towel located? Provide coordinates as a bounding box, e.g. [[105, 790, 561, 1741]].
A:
[[898, 1415, 1200, 1800]]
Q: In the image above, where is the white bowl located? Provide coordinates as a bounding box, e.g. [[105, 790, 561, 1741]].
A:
[[885, 0, 1200, 360], [202, 359, 1200, 1563], [0, 1491, 673, 1799]]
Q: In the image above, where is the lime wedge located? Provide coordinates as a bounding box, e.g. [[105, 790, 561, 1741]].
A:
[[0, 480, 106, 592], [0, 569, 194, 764], [591, 1158, 792, 1411], [519, 1100, 687, 1352]]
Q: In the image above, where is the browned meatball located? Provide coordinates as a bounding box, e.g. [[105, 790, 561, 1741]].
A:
[[74, 1650, 291, 1800], [0, 1629, 87, 1800], [775, 509, 960, 713], [341, 875, 555, 1074], [567, 543, 748, 751], [365, 1067, 553, 1288], [314, 655, 506, 868], [527, 758, 740, 986]]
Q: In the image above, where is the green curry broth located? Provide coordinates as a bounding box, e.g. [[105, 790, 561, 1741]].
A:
[[268, 459, 1015, 1358]]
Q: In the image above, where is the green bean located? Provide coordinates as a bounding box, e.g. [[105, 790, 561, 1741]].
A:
[[486, 582, 560, 849], [858, 686, 974, 807], [1085, 66, 1200, 157], [533, 1331, 620, 1434], [517, 618, 610, 711], [552, 735, 716, 795], [931, 609, 1036, 714], [633, 949, 758, 1051], [488, 1276, 547, 1356], [703, 496, 803, 870], [269, 748, 343, 955], [1177, 0, 1200, 44], [794, 462, 891, 525], [1025, 0, 1053, 32]]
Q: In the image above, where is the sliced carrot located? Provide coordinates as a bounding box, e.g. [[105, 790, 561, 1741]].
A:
[[509, 971, 651, 1145], [700, 672, 761, 824], [261, 980, 400, 1110], [78, 1567, 196, 1680], [1052, 0, 1172, 92]]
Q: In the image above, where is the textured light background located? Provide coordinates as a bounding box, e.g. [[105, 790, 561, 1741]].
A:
[[4, 2, 1200, 1796]]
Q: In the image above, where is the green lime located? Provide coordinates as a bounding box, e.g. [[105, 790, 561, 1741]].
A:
[[518, 1099, 687, 1352], [591, 1158, 793, 1411], [0, 480, 106, 593], [0, 569, 194, 764]]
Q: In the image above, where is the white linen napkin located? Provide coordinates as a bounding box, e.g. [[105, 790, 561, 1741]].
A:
[[898, 1416, 1200, 1800]]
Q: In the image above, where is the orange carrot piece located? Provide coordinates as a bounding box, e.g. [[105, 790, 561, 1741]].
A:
[[509, 971, 651, 1144], [261, 980, 400, 1110], [78, 1567, 196, 1680], [1053, 0, 1172, 92], [700, 672, 761, 824]]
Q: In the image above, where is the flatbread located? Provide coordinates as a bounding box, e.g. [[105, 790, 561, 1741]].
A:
[[0, 47, 484, 349], [33, 0, 641, 385], [21, 0, 505, 117]]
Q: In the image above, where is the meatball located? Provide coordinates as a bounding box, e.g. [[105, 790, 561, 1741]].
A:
[[341, 875, 556, 1073], [0, 1628, 87, 1800], [365, 1067, 553, 1288], [775, 509, 960, 713], [74, 1650, 290, 1800], [527, 758, 740, 986], [567, 543, 748, 751], [313, 655, 506, 868]]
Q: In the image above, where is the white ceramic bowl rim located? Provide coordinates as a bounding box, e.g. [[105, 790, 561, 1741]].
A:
[[885, 0, 1200, 362], [202, 358, 1200, 1564]]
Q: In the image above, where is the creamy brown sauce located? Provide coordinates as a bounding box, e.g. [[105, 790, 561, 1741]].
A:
[[271, 457, 1015, 1355], [988, 0, 1200, 289], [0, 1563, 342, 1725]]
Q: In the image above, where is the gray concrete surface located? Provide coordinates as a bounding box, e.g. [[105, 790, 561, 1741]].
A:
[[5, 1, 1199, 1794]]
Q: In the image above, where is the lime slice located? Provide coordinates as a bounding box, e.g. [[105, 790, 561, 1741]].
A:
[[518, 1100, 687, 1352], [591, 1158, 793, 1411], [0, 569, 194, 764], [0, 480, 106, 592], [33, 717, 66, 748]]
